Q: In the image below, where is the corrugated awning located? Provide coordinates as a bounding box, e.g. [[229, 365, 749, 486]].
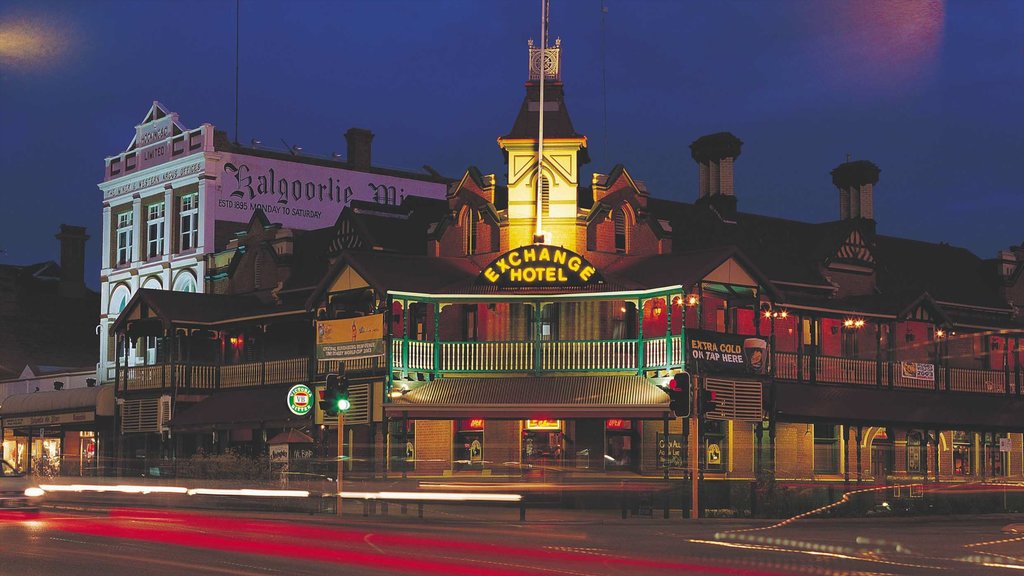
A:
[[774, 381, 1024, 432], [169, 385, 308, 432], [385, 376, 671, 419]]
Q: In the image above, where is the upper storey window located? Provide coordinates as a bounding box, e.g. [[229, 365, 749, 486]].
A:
[[179, 193, 199, 252], [116, 211, 133, 265], [147, 202, 165, 258]]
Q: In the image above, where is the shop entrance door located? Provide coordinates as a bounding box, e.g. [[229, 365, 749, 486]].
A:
[[522, 430, 562, 468]]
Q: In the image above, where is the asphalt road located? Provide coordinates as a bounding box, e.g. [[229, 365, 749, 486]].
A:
[[1, 507, 1022, 576]]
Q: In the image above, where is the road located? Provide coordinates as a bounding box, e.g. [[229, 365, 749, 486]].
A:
[[1, 507, 1022, 575]]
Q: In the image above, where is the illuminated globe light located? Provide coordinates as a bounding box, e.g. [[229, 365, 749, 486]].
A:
[[336, 398, 351, 412]]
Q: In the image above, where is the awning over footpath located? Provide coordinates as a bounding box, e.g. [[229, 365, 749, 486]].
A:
[[385, 376, 671, 419], [169, 385, 308, 432], [774, 381, 1024, 432], [0, 385, 115, 428]]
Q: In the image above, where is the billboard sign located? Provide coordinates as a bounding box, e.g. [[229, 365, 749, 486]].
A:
[[316, 314, 386, 360], [214, 152, 447, 230], [686, 330, 769, 376]]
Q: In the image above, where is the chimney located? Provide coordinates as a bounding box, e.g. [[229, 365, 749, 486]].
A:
[[345, 128, 374, 169], [831, 160, 880, 220], [55, 224, 89, 297], [690, 132, 743, 222]]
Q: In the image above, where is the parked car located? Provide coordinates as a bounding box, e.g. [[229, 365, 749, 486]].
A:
[[1, 460, 44, 511]]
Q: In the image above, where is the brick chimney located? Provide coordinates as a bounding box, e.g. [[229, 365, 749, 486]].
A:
[[690, 132, 743, 222], [831, 160, 880, 220], [55, 224, 89, 298], [345, 128, 374, 169]]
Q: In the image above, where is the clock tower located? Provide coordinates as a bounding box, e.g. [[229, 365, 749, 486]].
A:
[[498, 37, 590, 251]]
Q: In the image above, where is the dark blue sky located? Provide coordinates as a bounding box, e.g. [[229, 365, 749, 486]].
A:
[[1, 1, 1021, 289]]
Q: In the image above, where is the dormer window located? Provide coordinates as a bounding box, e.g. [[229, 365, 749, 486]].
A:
[[613, 208, 626, 254]]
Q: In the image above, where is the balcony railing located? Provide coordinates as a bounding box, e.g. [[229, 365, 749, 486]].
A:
[[393, 336, 684, 375], [774, 352, 1019, 395], [121, 357, 314, 392]]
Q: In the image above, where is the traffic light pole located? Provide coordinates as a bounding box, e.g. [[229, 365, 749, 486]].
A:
[[690, 377, 700, 519], [337, 412, 344, 516]]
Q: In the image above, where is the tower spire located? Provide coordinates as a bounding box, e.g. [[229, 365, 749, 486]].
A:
[[533, 0, 549, 244]]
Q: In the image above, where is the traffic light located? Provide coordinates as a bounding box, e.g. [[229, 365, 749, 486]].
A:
[[700, 387, 720, 417], [665, 372, 690, 417], [320, 373, 351, 416]]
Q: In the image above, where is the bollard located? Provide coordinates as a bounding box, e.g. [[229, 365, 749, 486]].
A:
[[621, 494, 628, 519], [519, 498, 526, 521], [382, 502, 389, 516], [418, 502, 424, 519], [362, 500, 369, 517], [664, 492, 670, 519]]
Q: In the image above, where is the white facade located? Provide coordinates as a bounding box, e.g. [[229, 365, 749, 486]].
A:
[[97, 102, 447, 382]]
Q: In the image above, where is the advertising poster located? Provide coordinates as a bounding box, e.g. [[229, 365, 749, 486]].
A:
[[316, 314, 385, 360]]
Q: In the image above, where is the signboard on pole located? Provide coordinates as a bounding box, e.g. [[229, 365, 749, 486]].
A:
[[287, 384, 313, 416], [1000, 437, 1012, 453]]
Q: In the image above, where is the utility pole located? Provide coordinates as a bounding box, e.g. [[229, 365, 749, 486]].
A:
[[337, 411, 344, 516]]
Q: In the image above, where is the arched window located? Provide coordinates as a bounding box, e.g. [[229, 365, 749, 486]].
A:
[[109, 284, 131, 316], [613, 207, 627, 253], [142, 276, 162, 291], [464, 208, 478, 256], [172, 271, 197, 293]]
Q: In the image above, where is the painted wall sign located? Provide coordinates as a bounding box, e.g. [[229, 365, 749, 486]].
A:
[[656, 433, 684, 468], [477, 245, 604, 287], [287, 384, 313, 416], [215, 152, 447, 231], [1, 411, 95, 428], [103, 160, 204, 200], [316, 314, 386, 360], [686, 330, 769, 376]]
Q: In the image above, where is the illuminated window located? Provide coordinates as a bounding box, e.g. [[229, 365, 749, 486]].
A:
[[704, 420, 729, 472], [147, 202, 165, 258], [952, 431, 972, 476], [540, 176, 550, 217], [179, 193, 199, 251], [116, 211, 133, 265]]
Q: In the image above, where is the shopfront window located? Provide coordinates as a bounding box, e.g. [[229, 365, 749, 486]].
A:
[[704, 420, 728, 472], [455, 419, 484, 470], [985, 433, 1009, 477], [813, 424, 840, 474], [953, 431, 972, 476], [389, 419, 415, 472], [605, 419, 637, 471], [522, 420, 562, 467]]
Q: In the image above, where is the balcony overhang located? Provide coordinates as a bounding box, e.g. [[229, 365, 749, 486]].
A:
[[388, 285, 684, 304], [774, 381, 1024, 432], [385, 376, 672, 419]]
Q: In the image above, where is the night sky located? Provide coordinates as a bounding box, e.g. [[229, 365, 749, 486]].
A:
[[1, 1, 1021, 289]]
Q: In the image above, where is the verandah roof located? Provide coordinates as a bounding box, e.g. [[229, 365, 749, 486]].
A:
[[385, 376, 671, 419]]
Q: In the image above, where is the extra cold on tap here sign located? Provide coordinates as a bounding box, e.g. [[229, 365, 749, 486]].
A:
[[686, 329, 769, 376]]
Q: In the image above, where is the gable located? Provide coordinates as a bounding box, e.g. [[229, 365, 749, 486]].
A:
[[328, 265, 370, 293], [332, 216, 366, 252], [704, 257, 757, 287]]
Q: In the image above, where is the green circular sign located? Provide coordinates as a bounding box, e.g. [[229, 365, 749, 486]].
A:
[[287, 384, 313, 416]]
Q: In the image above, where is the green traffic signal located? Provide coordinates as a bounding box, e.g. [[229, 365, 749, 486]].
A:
[[336, 397, 351, 412], [320, 373, 352, 416]]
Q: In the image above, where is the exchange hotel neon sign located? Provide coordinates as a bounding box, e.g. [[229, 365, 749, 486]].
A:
[[478, 245, 604, 287]]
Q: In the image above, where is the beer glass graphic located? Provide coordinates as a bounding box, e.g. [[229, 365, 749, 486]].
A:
[[744, 338, 768, 374]]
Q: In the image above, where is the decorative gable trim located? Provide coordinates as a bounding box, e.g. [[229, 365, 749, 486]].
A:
[[827, 229, 875, 272]]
